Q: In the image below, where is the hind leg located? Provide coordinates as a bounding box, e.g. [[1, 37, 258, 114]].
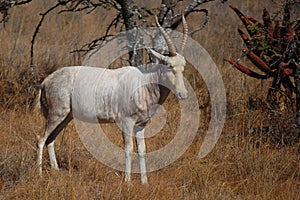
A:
[[47, 141, 58, 170], [46, 113, 72, 170], [37, 111, 71, 175], [37, 119, 60, 174]]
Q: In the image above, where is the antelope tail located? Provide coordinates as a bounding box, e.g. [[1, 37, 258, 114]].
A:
[[33, 89, 42, 114]]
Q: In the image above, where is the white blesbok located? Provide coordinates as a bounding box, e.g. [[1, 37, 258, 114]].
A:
[[36, 15, 188, 184]]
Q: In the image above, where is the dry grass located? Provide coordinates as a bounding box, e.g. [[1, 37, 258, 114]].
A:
[[0, 0, 299, 199]]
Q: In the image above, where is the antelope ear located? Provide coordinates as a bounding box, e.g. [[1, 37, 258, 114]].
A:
[[146, 47, 169, 63]]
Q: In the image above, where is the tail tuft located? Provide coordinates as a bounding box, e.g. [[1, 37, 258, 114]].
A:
[[33, 89, 41, 114]]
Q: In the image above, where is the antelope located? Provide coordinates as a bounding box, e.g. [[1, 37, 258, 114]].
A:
[[36, 15, 188, 184]]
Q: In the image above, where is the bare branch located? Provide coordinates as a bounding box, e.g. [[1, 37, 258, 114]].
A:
[[30, 1, 69, 78], [184, 0, 214, 15], [14, 0, 32, 5], [71, 12, 123, 54], [157, 0, 179, 25], [188, 9, 209, 35], [0, 0, 32, 24]]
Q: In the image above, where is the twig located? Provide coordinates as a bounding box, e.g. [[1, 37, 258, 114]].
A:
[[187, 9, 209, 36], [14, 0, 32, 6]]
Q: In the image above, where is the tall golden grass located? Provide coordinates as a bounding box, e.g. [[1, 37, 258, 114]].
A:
[[0, 0, 299, 199]]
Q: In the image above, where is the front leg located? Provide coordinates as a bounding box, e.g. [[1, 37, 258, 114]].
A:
[[135, 124, 148, 184], [120, 119, 135, 183], [124, 133, 133, 183]]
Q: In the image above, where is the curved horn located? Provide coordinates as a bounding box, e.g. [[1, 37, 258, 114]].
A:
[[155, 15, 177, 57], [179, 14, 188, 54]]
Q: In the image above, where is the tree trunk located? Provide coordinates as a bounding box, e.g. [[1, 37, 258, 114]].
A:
[[116, 0, 143, 67]]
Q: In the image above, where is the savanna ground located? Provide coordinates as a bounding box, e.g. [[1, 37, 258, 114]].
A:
[[0, 0, 299, 199]]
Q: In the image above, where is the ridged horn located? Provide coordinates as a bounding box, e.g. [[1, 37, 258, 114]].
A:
[[179, 14, 188, 54], [155, 15, 177, 57]]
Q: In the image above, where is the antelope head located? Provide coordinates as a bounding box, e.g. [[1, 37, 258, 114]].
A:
[[148, 15, 188, 100]]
